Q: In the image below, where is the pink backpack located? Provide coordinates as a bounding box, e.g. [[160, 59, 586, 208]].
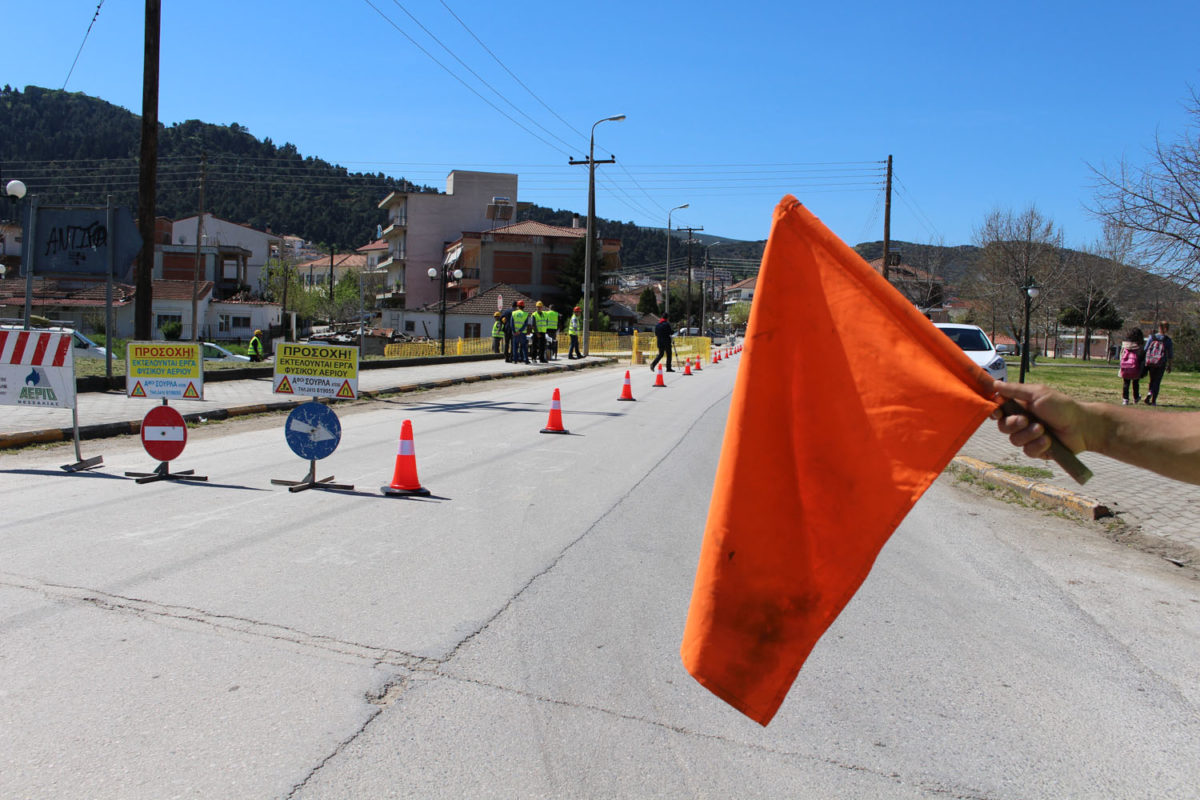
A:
[[1119, 346, 1142, 379]]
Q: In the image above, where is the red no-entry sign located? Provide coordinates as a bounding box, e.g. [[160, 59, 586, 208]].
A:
[[141, 405, 187, 462]]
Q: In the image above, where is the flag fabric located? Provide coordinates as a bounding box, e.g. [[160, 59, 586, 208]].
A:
[[681, 196, 998, 726]]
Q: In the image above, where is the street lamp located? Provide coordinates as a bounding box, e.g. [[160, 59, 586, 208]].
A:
[[428, 264, 463, 356], [1019, 278, 1040, 383], [582, 113, 625, 357], [6, 180, 31, 325], [664, 203, 688, 319]]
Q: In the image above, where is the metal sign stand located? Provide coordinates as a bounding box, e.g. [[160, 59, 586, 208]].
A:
[[61, 403, 103, 472], [125, 460, 207, 485], [271, 459, 352, 493], [124, 399, 207, 484]]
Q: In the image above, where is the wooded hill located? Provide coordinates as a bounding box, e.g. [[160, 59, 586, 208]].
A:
[[0, 85, 768, 267]]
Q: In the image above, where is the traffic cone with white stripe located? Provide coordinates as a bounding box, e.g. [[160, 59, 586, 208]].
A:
[[694, 354, 703, 371], [381, 419, 430, 496], [541, 388, 569, 434], [618, 370, 636, 401], [683, 359, 693, 376], [654, 364, 667, 387]]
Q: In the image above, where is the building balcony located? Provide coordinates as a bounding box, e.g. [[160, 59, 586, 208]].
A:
[[382, 215, 407, 237]]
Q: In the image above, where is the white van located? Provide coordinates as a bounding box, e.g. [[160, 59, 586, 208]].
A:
[[0, 322, 108, 359]]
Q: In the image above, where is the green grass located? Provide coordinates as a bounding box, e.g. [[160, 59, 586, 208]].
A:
[[1007, 358, 1200, 410], [993, 463, 1055, 480], [74, 338, 252, 378]]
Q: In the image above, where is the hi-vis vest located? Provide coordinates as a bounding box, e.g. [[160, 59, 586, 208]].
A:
[[546, 310, 559, 331], [532, 311, 549, 333], [568, 314, 581, 335], [512, 309, 529, 333], [491, 320, 504, 338]]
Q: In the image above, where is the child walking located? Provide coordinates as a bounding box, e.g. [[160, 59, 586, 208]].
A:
[[1118, 327, 1146, 405]]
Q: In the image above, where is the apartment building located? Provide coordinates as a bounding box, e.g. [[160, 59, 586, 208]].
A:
[[376, 170, 519, 311]]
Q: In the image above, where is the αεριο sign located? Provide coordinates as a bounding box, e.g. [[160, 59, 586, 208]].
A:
[[0, 328, 76, 408]]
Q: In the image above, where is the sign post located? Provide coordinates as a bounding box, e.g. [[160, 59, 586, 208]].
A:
[[0, 327, 103, 472], [123, 342, 206, 482], [125, 401, 207, 484], [270, 343, 357, 492]]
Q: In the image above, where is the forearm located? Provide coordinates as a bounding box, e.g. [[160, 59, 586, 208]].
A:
[[1084, 402, 1200, 484]]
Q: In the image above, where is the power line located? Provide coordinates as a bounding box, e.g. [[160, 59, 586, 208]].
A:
[[63, 1, 106, 90]]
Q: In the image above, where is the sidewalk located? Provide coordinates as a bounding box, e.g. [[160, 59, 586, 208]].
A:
[[956, 422, 1200, 567], [3, 355, 1195, 568]]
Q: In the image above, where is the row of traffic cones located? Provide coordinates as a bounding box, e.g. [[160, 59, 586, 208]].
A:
[[382, 346, 744, 497]]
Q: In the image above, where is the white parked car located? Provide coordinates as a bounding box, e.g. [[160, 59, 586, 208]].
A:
[[201, 342, 251, 362], [933, 323, 1008, 381], [0, 322, 108, 359]]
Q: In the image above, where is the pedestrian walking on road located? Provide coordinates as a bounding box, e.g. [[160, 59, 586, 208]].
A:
[[1118, 327, 1145, 405], [567, 306, 583, 359], [649, 316, 674, 372], [1143, 321, 1173, 406]]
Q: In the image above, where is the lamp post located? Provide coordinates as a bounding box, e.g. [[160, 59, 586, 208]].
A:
[[1019, 277, 1040, 383], [582, 114, 625, 357], [664, 203, 688, 319], [428, 264, 463, 356], [6, 180, 31, 325]]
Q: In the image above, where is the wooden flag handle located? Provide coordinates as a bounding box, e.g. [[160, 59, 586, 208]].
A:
[[998, 399, 1092, 485]]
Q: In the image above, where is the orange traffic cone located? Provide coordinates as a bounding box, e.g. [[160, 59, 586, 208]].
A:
[[714, 350, 721, 363], [694, 355, 703, 371], [654, 364, 667, 387], [541, 388, 569, 434], [618, 370, 636, 401], [382, 419, 430, 496], [683, 359, 693, 376]]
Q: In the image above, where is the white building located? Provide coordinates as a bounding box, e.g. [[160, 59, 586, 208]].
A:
[[376, 171, 519, 311], [172, 214, 282, 294]]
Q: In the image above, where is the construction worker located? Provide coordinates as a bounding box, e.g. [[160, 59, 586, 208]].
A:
[[491, 311, 504, 354], [248, 329, 265, 362], [531, 301, 549, 363], [567, 306, 583, 359], [511, 300, 531, 364], [501, 300, 517, 361], [545, 303, 559, 360], [649, 316, 673, 372]]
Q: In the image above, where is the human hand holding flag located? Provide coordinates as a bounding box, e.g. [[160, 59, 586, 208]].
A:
[[681, 197, 1087, 725]]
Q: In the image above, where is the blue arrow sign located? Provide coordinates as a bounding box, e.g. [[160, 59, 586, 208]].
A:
[[21, 204, 142, 278], [284, 401, 342, 461]]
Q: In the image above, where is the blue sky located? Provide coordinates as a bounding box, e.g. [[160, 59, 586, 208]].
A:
[[6, 0, 1200, 252]]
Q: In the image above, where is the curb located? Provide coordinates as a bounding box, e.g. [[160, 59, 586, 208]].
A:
[[0, 358, 612, 452], [949, 456, 1112, 521]]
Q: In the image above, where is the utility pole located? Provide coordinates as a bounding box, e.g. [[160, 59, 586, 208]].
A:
[[135, 0, 161, 340], [881, 154, 893, 284], [677, 226, 703, 331], [569, 147, 617, 356], [190, 152, 206, 341]]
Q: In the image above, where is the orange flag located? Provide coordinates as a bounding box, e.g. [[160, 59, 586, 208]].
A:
[[681, 197, 998, 725]]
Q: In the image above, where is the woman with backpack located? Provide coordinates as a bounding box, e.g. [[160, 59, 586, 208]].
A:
[[1118, 327, 1146, 405], [1143, 321, 1173, 406]]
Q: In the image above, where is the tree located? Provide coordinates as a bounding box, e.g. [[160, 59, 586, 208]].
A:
[[1055, 221, 1135, 359], [637, 286, 659, 316], [728, 301, 752, 329], [1090, 88, 1200, 282], [969, 207, 1067, 352], [557, 239, 610, 328]]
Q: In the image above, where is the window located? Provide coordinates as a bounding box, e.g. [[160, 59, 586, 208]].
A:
[[404, 321, 415, 332], [464, 323, 481, 338], [218, 314, 252, 333], [494, 251, 532, 284], [156, 313, 182, 330]]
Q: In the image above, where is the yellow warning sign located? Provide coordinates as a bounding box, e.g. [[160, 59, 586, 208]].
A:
[[272, 343, 358, 399], [125, 341, 204, 400]]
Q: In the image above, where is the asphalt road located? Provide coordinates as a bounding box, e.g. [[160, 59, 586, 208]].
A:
[[1, 364, 1198, 798]]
